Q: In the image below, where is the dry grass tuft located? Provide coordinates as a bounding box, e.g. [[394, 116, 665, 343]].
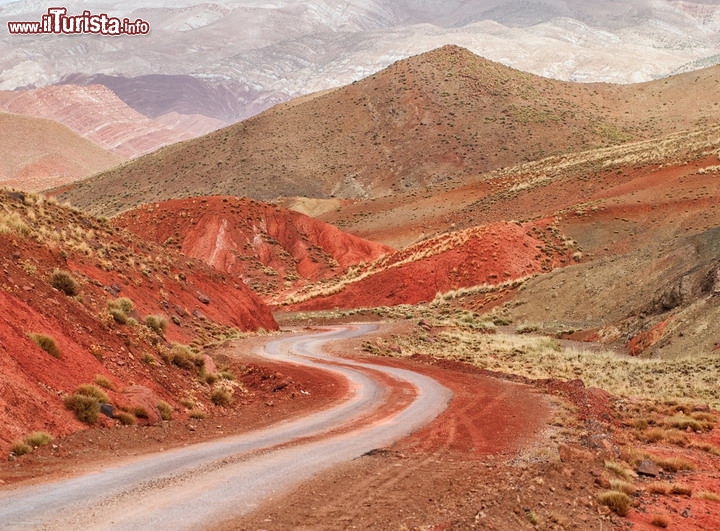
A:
[[94, 374, 114, 390], [210, 387, 233, 406], [50, 269, 79, 296], [609, 479, 637, 495], [694, 491, 720, 502], [650, 515, 670, 528], [648, 482, 672, 495], [157, 401, 173, 421], [115, 411, 136, 425], [28, 333, 61, 359], [670, 483, 693, 496], [597, 490, 632, 516]]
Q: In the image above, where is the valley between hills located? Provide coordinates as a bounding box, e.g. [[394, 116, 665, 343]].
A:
[[2, 45, 720, 529]]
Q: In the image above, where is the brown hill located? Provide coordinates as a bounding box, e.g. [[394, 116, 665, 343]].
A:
[[0, 112, 122, 192], [0, 188, 276, 453], [59, 44, 720, 216], [113, 196, 391, 299], [279, 219, 575, 311], [0, 85, 226, 159]]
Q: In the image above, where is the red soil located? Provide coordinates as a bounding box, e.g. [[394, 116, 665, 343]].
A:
[[0, 190, 276, 453], [287, 219, 573, 310], [114, 196, 391, 298]]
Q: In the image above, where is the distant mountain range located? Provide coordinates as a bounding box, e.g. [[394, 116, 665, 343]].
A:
[[2, 0, 720, 125]]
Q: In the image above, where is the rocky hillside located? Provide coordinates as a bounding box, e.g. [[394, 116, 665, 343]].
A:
[[280, 219, 575, 310], [0, 188, 276, 452], [58, 45, 720, 216], [113, 196, 391, 299]]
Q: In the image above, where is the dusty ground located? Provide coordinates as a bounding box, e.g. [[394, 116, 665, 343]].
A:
[[3, 322, 719, 530]]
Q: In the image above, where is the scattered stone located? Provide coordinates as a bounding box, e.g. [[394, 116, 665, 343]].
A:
[[637, 459, 661, 477], [197, 292, 210, 304], [188, 424, 196, 432], [100, 403, 114, 418], [558, 443, 594, 463]]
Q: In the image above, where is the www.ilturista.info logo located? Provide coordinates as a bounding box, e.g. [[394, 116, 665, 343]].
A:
[[8, 7, 150, 35]]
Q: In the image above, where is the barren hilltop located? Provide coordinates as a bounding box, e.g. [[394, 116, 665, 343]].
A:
[[59, 45, 720, 216]]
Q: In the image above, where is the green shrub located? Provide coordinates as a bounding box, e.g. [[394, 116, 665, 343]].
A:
[[144, 315, 167, 336], [115, 411, 136, 425], [50, 269, 79, 296], [28, 333, 61, 359], [11, 441, 32, 456], [210, 387, 232, 406], [107, 297, 134, 324], [164, 343, 203, 369], [74, 384, 110, 403], [24, 431, 52, 447], [64, 394, 100, 424], [157, 401, 173, 421]]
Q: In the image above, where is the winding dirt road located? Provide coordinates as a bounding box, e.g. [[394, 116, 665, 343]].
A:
[[0, 325, 452, 530]]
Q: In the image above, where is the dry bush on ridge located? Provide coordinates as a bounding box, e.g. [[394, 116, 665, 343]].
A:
[[597, 491, 632, 516], [144, 314, 168, 337], [64, 384, 111, 424], [50, 269, 79, 296], [28, 333, 61, 359]]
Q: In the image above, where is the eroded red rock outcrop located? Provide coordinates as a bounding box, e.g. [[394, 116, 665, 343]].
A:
[[0, 189, 276, 452], [283, 219, 575, 310], [114, 196, 392, 298]]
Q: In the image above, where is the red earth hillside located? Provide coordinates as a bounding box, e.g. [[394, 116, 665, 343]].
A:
[[282, 219, 576, 311], [113, 196, 392, 299], [0, 189, 276, 453]]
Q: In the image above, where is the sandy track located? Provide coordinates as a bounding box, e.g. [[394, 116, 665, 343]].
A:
[[0, 325, 451, 530]]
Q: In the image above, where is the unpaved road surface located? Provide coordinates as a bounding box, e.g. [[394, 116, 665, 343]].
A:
[[0, 325, 451, 529]]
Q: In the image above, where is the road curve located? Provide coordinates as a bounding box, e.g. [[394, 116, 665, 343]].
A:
[[0, 324, 452, 530]]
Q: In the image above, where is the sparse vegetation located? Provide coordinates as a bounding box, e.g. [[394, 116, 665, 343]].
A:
[[64, 393, 101, 424], [11, 441, 32, 456], [94, 374, 114, 390], [650, 515, 670, 528], [157, 401, 173, 421], [28, 333, 61, 359], [65, 384, 111, 424], [210, 387, 233, 406], [161, 343, 204, 370], [694, 491, 720, 502], [144, 315, 168, 337], [605, 461, 633, 481], [597, 490, 632, 516], [24, 431, 52, 448], [609, 479, 637, 495], [50, 269, 79, 296], [107, 297, 134, 324], [115, 411, 136, 425], [189, 409, 206, 419], [367, 317, 720, 407]]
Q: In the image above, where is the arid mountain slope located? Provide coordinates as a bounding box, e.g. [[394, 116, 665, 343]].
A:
[[0, 112, 122, 192], [495, 225, 720, 360], [113, 196, 391, 299], [59, 45, 720, 216], [0, 85, 225, 159], [0, 188, 276, 452], [279, 219, 575, 311], [320, 124, 720, 248]]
